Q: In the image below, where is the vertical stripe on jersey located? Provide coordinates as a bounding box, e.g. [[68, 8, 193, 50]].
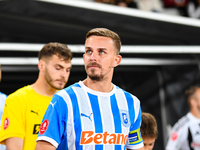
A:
[[98, 96, 115, 150], [98, 96, 114, 132], [115, 89, 131, 150], [124, 92, 135, 124], [110, 94, 121, 133], [67, 88, 82, 150], [74, 86, 95, 150], [88, 93, 103, 132], [188, 127, 194, 150], [88, 93, 103, 150], [58, 90, 74, 150], [74, 87, 95, 131], [110, 94, 122, 150]]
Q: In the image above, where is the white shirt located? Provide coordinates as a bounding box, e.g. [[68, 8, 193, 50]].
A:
[[166, 112, 200, 150]]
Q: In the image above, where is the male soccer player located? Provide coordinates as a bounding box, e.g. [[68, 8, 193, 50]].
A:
[[35, 28, 144, 150], [166, 86, 200, 150], [0, 42, 73, 150]]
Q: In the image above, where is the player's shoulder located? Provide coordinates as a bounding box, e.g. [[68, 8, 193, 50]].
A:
[[116, 86, 140, 102], [53, 83, 81, 108], [3, 85, 32, 107], [0, 92, 7, 100], [172, 113, 190, 132], [64, 82, 80, 92], [8, 85, 31, 97]]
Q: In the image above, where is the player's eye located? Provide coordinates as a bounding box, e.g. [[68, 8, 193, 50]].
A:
[[99, 51, 105, 54], [86, 50, 92, 54], [55, 66, 61, 70]]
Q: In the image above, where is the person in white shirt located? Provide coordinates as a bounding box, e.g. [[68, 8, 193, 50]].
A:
[[166, 86, 200, 150]]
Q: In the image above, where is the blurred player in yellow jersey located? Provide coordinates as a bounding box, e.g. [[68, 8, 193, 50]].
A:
[[0, 42, 73, 150]]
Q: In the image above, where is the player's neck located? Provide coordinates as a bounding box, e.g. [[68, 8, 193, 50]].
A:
[[190, 109, 200, 119], [83, 78, 113, 93], [31, 79, 57, 97]]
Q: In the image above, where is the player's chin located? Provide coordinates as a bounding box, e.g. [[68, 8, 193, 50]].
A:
[[87, 67, 100, 73], [88, 69, 100, 75], [88, 73, 99, 78], [54, 83, 66, 90]]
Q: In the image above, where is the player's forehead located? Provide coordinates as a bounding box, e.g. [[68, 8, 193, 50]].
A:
[[85, 36, 115, 52], [143, 136, 156, 143], [86, 36, 114, 45]]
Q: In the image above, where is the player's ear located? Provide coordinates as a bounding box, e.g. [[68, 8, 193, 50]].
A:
[[113, 54, 122, 67], [190, 98, 196, 107], [38, 59, 45, 71]]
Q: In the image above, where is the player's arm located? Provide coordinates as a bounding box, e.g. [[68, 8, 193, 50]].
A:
[[35, 141, 56, 150], [6, 137, 23, 150], [165, 124, 182, 150]]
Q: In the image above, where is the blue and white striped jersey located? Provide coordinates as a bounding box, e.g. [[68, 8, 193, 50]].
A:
[[37, 81, 143, 150]]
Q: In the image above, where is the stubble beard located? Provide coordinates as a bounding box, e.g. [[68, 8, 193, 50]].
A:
[[88, 69, 103, 82], [45, 68, 65, 90], [86, 62, 104, 82]]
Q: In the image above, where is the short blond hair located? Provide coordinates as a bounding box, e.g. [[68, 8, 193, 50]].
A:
[[86, 28, 121, 55]]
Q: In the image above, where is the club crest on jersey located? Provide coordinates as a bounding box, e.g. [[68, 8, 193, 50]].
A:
[[39, 119, 49, 135], [3, 118, 9, 130], [120, 110, 130, 127], [171, 132, 178, 141]]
